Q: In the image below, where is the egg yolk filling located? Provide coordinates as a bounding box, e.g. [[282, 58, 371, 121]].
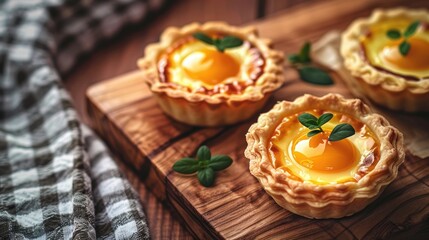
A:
[[157, 36, 264, 95], [269, 110, 379, 184], [360, 17, 429, 79], [181, 49, 240, 86], [292, 132, 357, 172]]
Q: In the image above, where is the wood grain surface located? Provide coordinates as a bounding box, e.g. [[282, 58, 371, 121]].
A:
[[82, 0, 429, 239], [66, 1, 314, 237], [66, 0, 268, 238]]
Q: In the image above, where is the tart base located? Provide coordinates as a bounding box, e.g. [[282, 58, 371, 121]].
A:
[[351, 77, 429, 112], [268, 183, 384, 219], [154, 92, 270, 127]]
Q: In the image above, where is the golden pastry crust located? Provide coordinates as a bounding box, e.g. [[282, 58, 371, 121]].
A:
[[138, 22, 284, 126], [245, 94, 405, 219], [340, 8, 429, 112]]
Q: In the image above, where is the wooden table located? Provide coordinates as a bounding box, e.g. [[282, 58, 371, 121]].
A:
[[65, 0, 429, 238]]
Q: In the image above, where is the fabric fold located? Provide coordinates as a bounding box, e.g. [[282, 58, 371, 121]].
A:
[[0, 0, 163, 238]]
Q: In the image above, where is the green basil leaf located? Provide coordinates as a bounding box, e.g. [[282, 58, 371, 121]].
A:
[[219, 36, 243, 50], [197, 145, 211, 161], [198, 160, 209, 169], [288, 54, 301, 64], [299, 42, 312, 63], [317, 113, 333, 127], [213, 38, 221, 45], [298, 66, 334, 85], [193, 32, 214, 45], [197, 167, 215, 187], [208, 155, 232, 171], [173, 158, 199, 174], [307, 129, 322, 137], [215, 46, 225, 52], [386, 29, 401, 39], [328, 123, 355, 142], [404, 21, 420, 38], [212, 39, 223, 52], [298, 113, 319, 129], [399, 41, 411, 56]]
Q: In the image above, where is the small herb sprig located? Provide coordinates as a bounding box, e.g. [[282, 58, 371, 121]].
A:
[[193, 32, 243, 52], [288, 42, 333, 85], [298, 113, 355, 142], [172, 145, 233, 187], [386, 21, 420, 56]]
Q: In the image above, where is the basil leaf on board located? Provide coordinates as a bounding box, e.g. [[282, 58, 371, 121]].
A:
[[197, 145, 211, 161], [328, 123, 355, 142], [172, 145, 233, 187], [287, 42, 335, 86], [298, 66, 334, 85], [288, 54, 301, 64], [208, 155, 233, 171], [299, 42, 312, 63], [173, 158, 199, 174], [197, 167, 215, 187]]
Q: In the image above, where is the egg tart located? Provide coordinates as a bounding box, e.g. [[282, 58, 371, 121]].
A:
[[245, 94, 404, 219], [341, 8, 429, 112], [138, 22, 284, 126]]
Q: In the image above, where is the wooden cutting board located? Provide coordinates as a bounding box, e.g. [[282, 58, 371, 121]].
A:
[[86, 0, 429, 239]]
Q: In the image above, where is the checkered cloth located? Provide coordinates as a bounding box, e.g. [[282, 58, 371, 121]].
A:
[[0, 0, 164, 238]]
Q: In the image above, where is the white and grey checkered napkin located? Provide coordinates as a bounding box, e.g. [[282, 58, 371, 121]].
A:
[[0, 0, 164, 238]]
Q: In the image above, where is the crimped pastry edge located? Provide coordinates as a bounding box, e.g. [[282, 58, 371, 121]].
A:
[[138, 21, 285, 105], [245, 94, 405, 219], [340, 8, 429, 95]]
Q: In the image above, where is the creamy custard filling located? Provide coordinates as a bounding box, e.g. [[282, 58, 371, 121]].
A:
[[360, 17, 429, 80], [269, 110, 380, 185], [158, 36, 264, 95]]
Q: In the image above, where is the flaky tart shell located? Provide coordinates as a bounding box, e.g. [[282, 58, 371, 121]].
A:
[[245, 94, 405, 219], [340, 8, 429, 112], [138, 22, 284, 126]]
